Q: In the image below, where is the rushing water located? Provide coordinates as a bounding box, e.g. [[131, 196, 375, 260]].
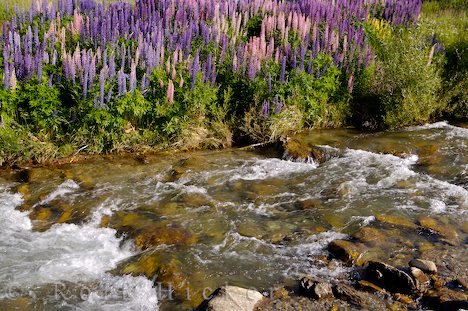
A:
[[0, 121, 467, 310]]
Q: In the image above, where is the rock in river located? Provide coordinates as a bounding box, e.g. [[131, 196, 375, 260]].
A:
[[134, 224, 197, 250], [409, 258, 437, 274], [199, 286, 264, 311], [328, 240, 364, 264], [410, 267, 431, 293], [299, 277, 333, 299], [364, 261, 416, 294]]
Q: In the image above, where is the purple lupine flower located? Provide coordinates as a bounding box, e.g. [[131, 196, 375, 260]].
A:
[[129, 61, 137, 92], [141, 73, 149, 92], [280, 56, 286, 83], [106, 87, 113, 104], [191, 50, 199, 90], [109, 53, 116, 80], [89, 55, 96, 88], [267, 74, 272, 93], [99, 66, 107, 105], [274, 98, 283, 114], [37, 57, 43, 83], [117, 67, 127, 95], [261, 100, 270, 116], [204, 53, 212, 84]]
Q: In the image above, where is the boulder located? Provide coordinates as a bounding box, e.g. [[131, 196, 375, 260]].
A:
[[409, 259, 437, 274], [200, 286, 264, 311], [299, 277, 333, 299], [365, 261, 416, 294]]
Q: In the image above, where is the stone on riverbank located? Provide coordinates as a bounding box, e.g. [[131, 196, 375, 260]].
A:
[[199, 286, 264, 311]]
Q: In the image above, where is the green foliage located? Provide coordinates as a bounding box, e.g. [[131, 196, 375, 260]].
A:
[[240, 55, 350, 142], [421, 1, 467, 121], [356, 23, 444, 128]]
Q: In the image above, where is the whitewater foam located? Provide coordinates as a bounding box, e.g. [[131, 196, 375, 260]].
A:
[[0, 185, 159, 310]]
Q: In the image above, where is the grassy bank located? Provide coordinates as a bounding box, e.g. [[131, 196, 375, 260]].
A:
[[0, 0, 466, 166]]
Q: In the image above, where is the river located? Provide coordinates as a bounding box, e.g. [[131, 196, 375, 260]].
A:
[[0, 121, 466, 310]]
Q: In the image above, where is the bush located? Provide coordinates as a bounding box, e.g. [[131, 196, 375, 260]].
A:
[[354, 22, 444, 128]]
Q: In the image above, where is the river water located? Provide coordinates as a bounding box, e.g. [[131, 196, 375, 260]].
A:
[[0, 121, 466, 310]]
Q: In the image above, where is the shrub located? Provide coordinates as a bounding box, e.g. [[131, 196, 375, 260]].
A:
[[355, 22, 444, 128]]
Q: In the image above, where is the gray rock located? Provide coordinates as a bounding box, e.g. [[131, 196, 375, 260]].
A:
[[365, 261, 416, 294], [409, 259, 437, 274], [201, 286, 264, 311]]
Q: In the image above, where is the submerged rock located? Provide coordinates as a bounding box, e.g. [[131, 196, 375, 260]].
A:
[[364, 261, 416, 294], [375, 214, 417, 229], [409, 259, 437, 274], [134, 224, 197, 250], [120, 252, 204, 308], [328, 240, 366, 265], [199, 286, 264, 311], [417, 216, 458, 244], [352, 227, 387, 244]]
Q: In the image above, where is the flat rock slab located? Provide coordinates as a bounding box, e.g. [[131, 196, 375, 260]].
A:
[[202, 286, 264, 311]]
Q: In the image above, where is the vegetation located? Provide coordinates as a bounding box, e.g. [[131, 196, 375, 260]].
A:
[[0, 0, 466, 166]]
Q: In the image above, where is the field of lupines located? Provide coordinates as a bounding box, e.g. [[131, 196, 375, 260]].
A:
[[1, 0, 454, 163]]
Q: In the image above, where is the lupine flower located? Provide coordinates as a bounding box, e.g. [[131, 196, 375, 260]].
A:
[[191, 50, 199, 90], [280, 56, 286, 83], [167, 79, 174, 104], [99, 66, 107, 105], [261, 100, 270, 116], [0, 0, 422, 102]]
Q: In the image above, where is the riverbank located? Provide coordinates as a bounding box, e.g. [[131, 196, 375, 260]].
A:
[[0, 0, 466, 166]]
